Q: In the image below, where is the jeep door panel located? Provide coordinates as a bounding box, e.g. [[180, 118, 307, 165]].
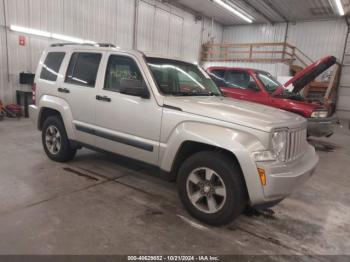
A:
[[59, 51, 104, 146], [93, 53, 162, 165]]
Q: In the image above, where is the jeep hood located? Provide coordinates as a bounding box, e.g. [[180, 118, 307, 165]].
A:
[[164, 96, 306, 132], [284, 56, 336, 93]]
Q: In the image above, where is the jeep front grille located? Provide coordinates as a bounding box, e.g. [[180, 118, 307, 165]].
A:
[[286, 128, 307, 161]]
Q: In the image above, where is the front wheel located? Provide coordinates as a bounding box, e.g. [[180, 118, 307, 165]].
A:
[[42, 116, 77, 162], [177, 151, 247, 226]]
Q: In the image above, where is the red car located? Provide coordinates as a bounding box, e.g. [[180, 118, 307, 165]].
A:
[[207, 56, 338, 137]]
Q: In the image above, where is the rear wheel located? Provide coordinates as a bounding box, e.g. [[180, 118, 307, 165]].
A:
[[42, 116, 77, 162], [177, 151, 247, 226]]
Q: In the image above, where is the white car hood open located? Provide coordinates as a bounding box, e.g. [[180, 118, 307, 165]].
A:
[[164, 96, 306, 132]]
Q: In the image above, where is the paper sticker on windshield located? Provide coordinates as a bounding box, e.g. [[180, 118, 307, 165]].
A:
[[198, 66, 211, 79]]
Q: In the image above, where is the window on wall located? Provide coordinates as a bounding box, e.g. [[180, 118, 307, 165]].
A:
[[104, 55, 144, 92], [40, 52, 65, 82], [65, 53, 102, 87]]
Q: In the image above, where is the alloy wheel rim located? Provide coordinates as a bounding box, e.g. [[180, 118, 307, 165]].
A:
[[45, 126, 62, 155], [186, 167, 227, 214]]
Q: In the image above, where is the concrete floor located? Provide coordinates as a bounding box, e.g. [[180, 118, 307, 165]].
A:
[[0, 119, 349, 257]]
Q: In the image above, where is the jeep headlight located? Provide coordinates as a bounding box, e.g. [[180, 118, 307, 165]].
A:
[[271, 130, 288, 162], [311, 110, 328, 118]]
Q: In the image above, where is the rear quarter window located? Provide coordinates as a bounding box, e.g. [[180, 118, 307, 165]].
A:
[[40, 52, 65, 82]]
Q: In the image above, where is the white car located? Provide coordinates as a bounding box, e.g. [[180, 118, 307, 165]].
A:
[[30, 43, 319, 225]]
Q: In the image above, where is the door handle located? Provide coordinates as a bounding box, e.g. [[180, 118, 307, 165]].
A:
[[58, 88, 70, 94], [96, 95, 111, 102]]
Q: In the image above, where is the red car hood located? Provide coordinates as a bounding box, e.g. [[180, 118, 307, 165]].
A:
[[283, 56, 337, 93]]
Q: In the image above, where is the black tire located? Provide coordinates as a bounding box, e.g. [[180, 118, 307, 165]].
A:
[[177, 151, 247, 226], [42, 116, 77, 162]]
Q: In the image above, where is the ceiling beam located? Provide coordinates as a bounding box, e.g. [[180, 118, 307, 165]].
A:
[[262, 0, 289, 22], [240, 0, 274, 24]]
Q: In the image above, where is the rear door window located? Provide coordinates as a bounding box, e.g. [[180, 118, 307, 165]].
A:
[[40, 52, 65, 82], [65, 53, 102, 87]]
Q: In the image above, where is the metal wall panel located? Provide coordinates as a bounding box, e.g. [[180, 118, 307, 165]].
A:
[[136, 0, 185, 58], [137, 0, 155, 52], [202, 17, 224, 44], [154, 8, 171, 53], [0, 0, 4, 26], [287, 19, 347, 61], [338, 29, 350, 119], [168, 14, 184, 57], [223, 23, 287, 43], [181, 10, 203, 63], [0, 0, 6, 102], [136, 0, 216, 62], [0, 26, 7, 103]]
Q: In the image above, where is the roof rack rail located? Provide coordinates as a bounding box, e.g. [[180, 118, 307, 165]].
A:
[[50, 43, 116, 48], [98, 43, 116, 48]]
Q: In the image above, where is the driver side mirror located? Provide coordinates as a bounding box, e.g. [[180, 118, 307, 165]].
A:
[[119, 79, 150, 99]]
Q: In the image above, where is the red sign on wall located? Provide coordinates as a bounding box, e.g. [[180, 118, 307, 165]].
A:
[[19, 35, 26, 46]]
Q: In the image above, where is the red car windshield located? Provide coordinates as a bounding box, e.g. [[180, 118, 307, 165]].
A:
[[256, 72, 282, 94]]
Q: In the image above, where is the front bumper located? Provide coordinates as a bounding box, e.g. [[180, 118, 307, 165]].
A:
[[307, 114, 338, 137], [253, 144, 319, 206]]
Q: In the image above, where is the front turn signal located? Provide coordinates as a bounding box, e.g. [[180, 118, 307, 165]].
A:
[[258, 168, 266, 186]]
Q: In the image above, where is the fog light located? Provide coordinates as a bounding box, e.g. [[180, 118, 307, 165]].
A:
[[258, 168, 266, 186]]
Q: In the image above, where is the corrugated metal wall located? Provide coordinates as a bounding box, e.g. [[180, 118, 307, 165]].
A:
[[136, 0, 223, 61], [287, 20, 347, 61], [222, 23, 287, 43], [338, 28, 350, 119], [0, 0, 7, 103], [0, 0, 224, 103]]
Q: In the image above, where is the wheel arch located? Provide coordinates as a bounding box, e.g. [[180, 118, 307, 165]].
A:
[[159, 122, 267, 205], [37, 95, 75, 139]]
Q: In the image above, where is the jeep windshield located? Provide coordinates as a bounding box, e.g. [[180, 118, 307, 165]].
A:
[[146, 57, 221, 96]]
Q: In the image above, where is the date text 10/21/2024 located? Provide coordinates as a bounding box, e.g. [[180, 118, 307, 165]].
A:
[[127, 256, 220, 261]]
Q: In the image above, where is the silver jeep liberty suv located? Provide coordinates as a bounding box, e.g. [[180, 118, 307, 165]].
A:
[[30, 43, 319, 225]]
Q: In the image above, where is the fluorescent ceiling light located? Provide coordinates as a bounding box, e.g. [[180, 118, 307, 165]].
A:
[[334, 0, 345, 16], [10, 25, 51, 38], [213, 0, 253, 23], [10, 25, 97, 45], [51, 33, 85, 44]]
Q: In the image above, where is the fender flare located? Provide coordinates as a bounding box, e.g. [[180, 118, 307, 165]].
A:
[[38, 95, 76, 140], [159, 121, 266, 204]]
